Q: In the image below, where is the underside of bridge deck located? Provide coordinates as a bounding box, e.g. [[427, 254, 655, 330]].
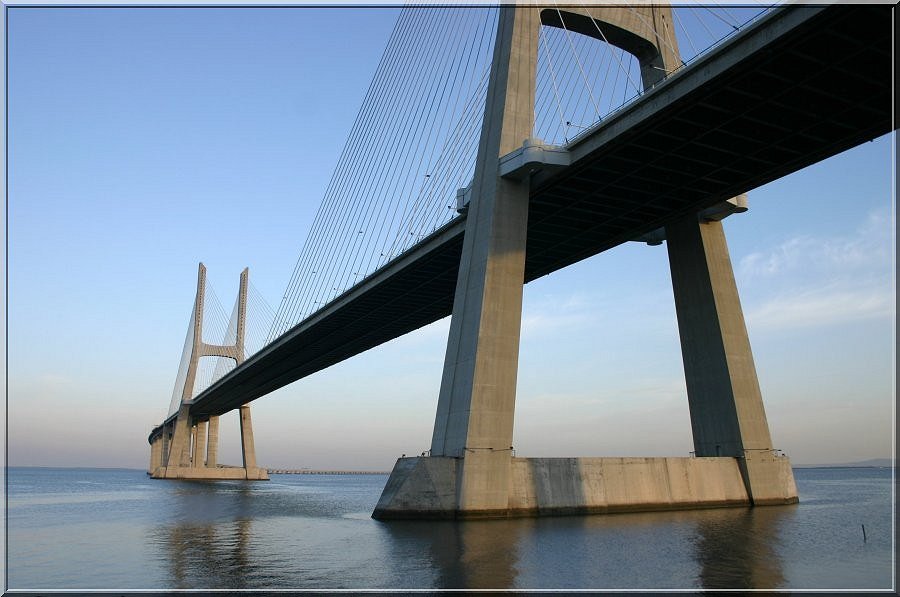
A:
[[523, 3, 892, 281]]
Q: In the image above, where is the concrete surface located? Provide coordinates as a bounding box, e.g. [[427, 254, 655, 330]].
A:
[[373, 455, 796, 519]]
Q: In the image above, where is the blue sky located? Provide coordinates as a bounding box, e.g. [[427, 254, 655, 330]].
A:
[[6, 6, 895, 470]]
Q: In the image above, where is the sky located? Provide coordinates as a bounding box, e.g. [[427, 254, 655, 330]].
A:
[[5, 6, 895, 471]]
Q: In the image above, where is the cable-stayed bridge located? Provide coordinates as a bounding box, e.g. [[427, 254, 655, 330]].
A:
[[148, 4, 893, 518]]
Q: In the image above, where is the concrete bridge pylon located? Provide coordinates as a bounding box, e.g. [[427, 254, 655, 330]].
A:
[[148, 263, 268, 480], [373, 4, 797, 519]]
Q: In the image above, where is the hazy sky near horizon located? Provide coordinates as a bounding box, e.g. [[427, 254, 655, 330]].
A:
[[6, 6, 895, 470]]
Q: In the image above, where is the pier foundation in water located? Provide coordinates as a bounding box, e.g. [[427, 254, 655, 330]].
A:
[[373, 455, 797, 520]]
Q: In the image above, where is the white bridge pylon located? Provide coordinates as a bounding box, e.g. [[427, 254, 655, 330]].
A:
[[149, 263, 268, 481]]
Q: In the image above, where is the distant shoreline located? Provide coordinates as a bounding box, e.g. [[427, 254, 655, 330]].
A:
[[5, 465, 391, 474], [793, 465, 894, 469], [793, 458, 895, 469]]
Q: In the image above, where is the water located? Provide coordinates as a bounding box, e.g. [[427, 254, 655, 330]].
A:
[[7, 466, 894, 590]]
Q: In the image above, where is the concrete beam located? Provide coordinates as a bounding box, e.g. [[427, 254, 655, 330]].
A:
[[498, 138, 569, 180], [632, 195, 749, 245]]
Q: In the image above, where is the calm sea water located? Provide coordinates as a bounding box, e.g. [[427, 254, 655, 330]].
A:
[[6, 466, 894, 591]]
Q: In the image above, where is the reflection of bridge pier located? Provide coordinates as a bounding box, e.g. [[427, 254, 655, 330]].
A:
[[379, 520, 523, 589], [693, 506, 790, 589], [159, 517, 253, 589], [373, 4, 798, 518], [149, 264, 267, 481]]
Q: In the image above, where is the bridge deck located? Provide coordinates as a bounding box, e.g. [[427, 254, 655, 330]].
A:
[[152, 5, 892, 439]]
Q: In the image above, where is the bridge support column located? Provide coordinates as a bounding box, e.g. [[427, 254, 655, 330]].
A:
[[193, 420, 208, 468], [239, 406, 258, 470], [158, 405, 194, 477], [375, 5, 540, 519], [206, 415, 219, 467], [664, 215, 797, 504], [429, 4, 539, 516], [190, 425, 199, 466], [161, 426, 170, 467], [153, 405, 267, 480], [149, 435, 162, 474]]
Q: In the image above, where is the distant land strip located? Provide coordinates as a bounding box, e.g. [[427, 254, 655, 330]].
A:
[[267, 469, 390, 475]]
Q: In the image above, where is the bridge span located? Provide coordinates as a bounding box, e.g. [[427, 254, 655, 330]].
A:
[[149, 4, 893, 518]]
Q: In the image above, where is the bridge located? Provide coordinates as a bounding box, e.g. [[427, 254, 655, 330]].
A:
[[148, 4, 893, 518]]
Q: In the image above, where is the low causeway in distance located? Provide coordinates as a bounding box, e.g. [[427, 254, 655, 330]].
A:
[[267, 469, 390, 475]]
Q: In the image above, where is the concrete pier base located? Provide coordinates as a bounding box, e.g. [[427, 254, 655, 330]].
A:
[[737, 451, 799, 506], [372, 455, 797, 520], [151, 466, 269, 480]]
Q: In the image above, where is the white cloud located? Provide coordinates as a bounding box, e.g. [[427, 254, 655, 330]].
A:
[[738, 208, 894, 330], [747, 280, 893, 331], [739, 208, 891, 279]]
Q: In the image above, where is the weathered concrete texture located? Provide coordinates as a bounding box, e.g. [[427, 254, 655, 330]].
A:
[[193, 420, 208, 468], [373, 455, 796, 520], [738, 451, 799, 505], [239, 406, 257, 469], [664, 215, 796, 504], [665, 216, 775, 457], [152, 466, 269, 480], [372, 456, 458, 518], [509, 457, 796, 515], [160, 429, 169, 464], [206, 415, 219, 467], [167, 404, 193, 470]]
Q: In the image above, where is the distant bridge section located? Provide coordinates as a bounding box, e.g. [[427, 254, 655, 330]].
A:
[[267, 469, 390, 475]]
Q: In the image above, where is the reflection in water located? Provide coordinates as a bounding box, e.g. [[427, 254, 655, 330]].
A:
[[380, 505, 795, 590], [150, 477, 794, 590], [151, 482, 255, 589], [693, 506, 793, 589], [380, 518, 528, 589], [161, 519, 252, 588]]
